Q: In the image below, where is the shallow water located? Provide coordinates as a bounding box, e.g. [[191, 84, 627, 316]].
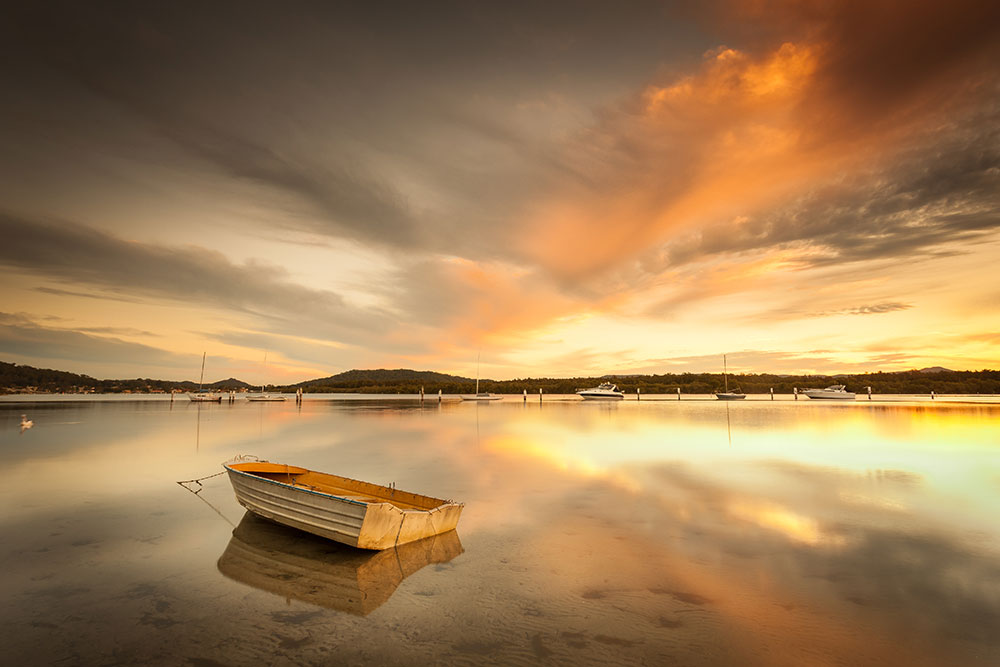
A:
[[2, 395, 999, 666]]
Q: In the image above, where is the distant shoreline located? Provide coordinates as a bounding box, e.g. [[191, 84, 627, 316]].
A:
[[3, 360, 998, 396]]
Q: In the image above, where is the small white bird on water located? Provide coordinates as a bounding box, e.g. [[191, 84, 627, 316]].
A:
[[20, 414, 33, 432]]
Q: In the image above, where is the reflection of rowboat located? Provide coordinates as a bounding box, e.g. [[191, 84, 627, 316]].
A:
[[218, 513, 463, 615], [224, 460, 464, 550]]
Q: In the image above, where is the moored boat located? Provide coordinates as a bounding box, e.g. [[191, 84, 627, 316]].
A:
[[187, 352, 222, 402], [189, 389, 223, 402], [246, 351, 286, 401], [223, 459, 464, 550], [715, 354, 746, 400], [460, 352, 502, 400], [460, 392, 503, 401], [801, 385, 856, 400], [577, 382, 625, 399], [246, 393, 286, 402]]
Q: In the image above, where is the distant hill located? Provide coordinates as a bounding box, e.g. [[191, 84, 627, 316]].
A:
[[0, 360, 250, 393], [208, 378, 252, 389], [918, 366, 953, 373], [292, 368, 474, 392]]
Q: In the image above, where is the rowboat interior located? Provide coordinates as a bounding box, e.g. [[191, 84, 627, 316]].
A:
[[227, 462, 449, 511]]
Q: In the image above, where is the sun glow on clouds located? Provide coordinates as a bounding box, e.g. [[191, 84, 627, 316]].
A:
[[1, 2, 998, 380], [522, 40, 831, 279]]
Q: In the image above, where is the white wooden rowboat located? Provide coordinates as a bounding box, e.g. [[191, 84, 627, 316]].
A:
[[223, 460, 464, 550]]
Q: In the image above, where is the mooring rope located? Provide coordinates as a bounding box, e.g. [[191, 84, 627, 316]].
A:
[[176, 469, 227, 494], [176, 469, 236, 528]]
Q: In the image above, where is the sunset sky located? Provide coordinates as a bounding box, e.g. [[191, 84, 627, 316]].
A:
[[2, 1, 999, 384]]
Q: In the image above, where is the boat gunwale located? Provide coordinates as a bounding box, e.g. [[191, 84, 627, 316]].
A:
[[224, 464, 463, 512]]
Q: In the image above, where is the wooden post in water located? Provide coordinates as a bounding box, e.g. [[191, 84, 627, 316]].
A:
[[637, 387, 641, 401], [523, 389, 527, 403], [420, 386, 424, 403], [867, 386, 872, 400], [794, 387, 798, 401], [931, 390, 935, 400], [539, 387, 543, 403], [676, 387, 681, 401], [770, 387, 774, 400]]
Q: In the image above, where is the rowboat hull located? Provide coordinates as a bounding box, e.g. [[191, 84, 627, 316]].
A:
[[224, 461, 463, 550]]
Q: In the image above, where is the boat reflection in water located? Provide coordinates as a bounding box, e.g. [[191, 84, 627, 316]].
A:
[[218, 513, 464, 615]]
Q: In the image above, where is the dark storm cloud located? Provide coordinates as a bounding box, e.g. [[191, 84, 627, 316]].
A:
[[0, 313, 184, 371], [702, 0, 1000, 118], [33, 287, 144, 304], [0, 1, 704, 258], [0, 214, 389, 342], [657, 117, 1000, 270]]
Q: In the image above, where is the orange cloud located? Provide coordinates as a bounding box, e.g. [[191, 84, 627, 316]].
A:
[[519, 1, 1000, 282]]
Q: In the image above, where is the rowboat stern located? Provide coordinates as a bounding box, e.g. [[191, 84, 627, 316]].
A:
[[357, 500, 464, 550]]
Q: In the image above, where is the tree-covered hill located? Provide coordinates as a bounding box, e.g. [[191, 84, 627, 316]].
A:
[[3, 360, 998, 395], [0, 361, 250, 393], [291, 368, 474, 393]]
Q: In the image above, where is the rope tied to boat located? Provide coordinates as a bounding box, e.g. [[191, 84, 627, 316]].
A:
[[175, 469, 237, 529], [176, 469, 227, 495]]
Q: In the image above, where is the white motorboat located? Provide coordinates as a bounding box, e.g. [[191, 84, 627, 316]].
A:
[[577, 382, 625, 400], [801, 385, 856, 400], [715, 354, 746, 400], [188, 352, 222, 402]]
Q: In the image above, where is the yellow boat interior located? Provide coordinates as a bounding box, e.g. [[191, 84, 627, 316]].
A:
[[227, 461, 449, 511]]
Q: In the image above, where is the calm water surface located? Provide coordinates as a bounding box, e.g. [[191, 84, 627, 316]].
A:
[[1, 395, 998, 666]]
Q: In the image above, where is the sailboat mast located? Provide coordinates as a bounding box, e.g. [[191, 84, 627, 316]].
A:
[[199, 352, 206, 390], [723, 354, 728, 392], [475, 352, 480, 394]]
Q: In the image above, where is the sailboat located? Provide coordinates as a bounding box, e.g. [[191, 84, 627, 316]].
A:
[[188, 352, 223, 402], [460, 353, 502, 401], [715, 354, 746, 400], [246, 352, 286, 402]]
